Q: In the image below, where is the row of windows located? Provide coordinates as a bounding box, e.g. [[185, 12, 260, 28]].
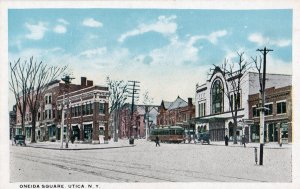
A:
[[252, 101, 287, 117], [70, 103, 106, 117]]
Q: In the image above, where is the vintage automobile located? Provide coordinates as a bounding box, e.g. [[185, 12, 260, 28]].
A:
[[14, 135, 26, 146], [195, 132, 210, 145]]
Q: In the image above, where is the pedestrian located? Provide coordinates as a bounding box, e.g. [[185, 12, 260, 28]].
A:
[[155, 136, 160, 147], [224, 135, 229, 146], [242, 135, 246, 147]]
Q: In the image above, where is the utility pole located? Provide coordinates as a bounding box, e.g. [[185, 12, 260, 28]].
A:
[[61, 75, 75, 149], [257, 47, 273, 166], [128, 81, 140, 139]]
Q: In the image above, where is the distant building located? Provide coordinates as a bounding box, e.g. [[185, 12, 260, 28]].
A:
[[248, 86, 292, 143], [157, 96, 195, 130], [194, 66, 292, 142], [9, 105, 17, 139], [118, 104, 159, 139]]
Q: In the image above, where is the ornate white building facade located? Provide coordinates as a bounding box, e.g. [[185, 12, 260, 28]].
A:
[[195, 67, 292, 142]]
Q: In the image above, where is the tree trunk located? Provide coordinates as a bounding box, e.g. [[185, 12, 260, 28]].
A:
[[21, 116, 25, 135], [31, 114, 37, 143], [233, 118, 238, 144]]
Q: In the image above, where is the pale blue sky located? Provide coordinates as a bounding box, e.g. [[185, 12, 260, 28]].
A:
[[8, 9, 292, 105]]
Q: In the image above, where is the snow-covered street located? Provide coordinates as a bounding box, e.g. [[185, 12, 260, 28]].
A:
[[10, 139, 292, 182]]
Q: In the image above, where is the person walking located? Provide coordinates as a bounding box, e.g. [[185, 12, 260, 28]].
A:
[[155, 136, 160, 147], [224, 135, 229, 146], [242, 135, 246, 148]]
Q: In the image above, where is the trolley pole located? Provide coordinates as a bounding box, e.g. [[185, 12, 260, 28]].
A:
[[257, 47, 273, 166]]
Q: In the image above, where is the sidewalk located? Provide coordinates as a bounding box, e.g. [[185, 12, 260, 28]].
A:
[[24, 139, 135, 150], [209, 141, 292, 149]]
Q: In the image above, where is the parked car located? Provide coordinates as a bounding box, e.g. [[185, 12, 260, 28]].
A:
[[14, 135, 26, 146], [195, 132, 210, 144]]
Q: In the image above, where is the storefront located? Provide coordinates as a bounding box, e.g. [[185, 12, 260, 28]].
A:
[[48, 124, 57, 141], [84, 124, 93, 141]]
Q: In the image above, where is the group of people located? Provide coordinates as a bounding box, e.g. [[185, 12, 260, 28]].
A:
[[224, 135, 247, 147]]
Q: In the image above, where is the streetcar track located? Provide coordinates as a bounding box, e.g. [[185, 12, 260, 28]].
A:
[[12, 154, 176, 182], [10, 147, 278, 182], [12, 151, 237, 182]]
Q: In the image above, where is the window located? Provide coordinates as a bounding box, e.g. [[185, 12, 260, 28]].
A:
[[211, 80, 223, 114], [277, 101, 287, 114], [75, 106, 78, 117], [87, 104, 91, 115], [52, 110, 55, 119], [230, 92, 241, 110], [82, 104, 86, 115], [49, 110, 52, 119], [49, 96, 52, 104], [99, 103, 105, 114], [252, 106, 259, 117], [91, 103, 94, 114], [198, 102, 206, 117], [265, 103, 273, 116]]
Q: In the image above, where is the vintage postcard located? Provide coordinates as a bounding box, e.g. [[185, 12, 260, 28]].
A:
[[0, 0, 299, 189]]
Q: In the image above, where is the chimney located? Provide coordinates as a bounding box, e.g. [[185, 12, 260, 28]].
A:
[[87, 80, 93, 87], [188, 98, 193, 106], [81, 77, 87, 87]]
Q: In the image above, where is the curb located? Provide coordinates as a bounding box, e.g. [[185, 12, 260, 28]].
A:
[[25, 145, 136, 151], [205, 143, 290, 149]]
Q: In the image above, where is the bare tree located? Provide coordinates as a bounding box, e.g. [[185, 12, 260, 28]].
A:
[[142, 90, 154, 105], [9, 58, 32, 135], [9, 57, 67, 143], [106, 76, 128, 141], [214, 52, 252, 144]]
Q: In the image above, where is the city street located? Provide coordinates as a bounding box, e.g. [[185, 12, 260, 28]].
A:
[[10, 139, 292, 182]]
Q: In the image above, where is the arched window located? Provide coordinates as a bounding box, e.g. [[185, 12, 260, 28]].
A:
[[211, 79, 223, 114]]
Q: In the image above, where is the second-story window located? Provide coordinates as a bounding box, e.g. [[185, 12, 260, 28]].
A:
[[265, 103, 273, 116], [49, 96, 52, 104], [277, 101, 287, 114], [99, 103, 105, 114], [252, 106, 259, 117], [198, 102, 206, 117], [211, 79, 223, 114]]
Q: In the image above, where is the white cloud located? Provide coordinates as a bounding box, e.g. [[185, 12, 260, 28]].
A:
[[266, 55, 292, 75], [148, 36, 199, 66], [57, 18, 69, 25], [79, 47, 107, 58], [188, 30, 228, 45], [248, 33, 291, 47], [25, 22, 48, 40], [82, 18, 103, 28], [118, 15, 177, 42], [53, 25, 67, 34]]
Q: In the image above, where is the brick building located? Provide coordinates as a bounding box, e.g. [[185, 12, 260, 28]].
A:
[[9, 105, 17, 139], [157, 96, 195, 130], [248, 86, 292, 143], [15, 77, 109, 143]]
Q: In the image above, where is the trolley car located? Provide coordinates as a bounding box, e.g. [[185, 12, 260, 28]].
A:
[[149, 126, 185, 143]]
